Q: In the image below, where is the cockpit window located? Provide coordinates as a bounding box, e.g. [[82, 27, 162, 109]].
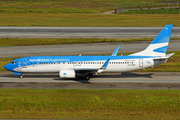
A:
[[11, 62, 17, 64]]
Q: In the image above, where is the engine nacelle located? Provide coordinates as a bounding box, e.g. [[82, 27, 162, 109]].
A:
[[59, 69, 76, 78]]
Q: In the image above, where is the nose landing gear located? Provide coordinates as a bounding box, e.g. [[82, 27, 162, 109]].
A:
[[19, 75, 24, 79]]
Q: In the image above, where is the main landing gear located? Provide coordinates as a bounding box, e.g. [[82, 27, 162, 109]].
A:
[[85, 74, 92, 80]]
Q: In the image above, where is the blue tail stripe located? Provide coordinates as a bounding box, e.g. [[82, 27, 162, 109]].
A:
[[153, 46, 168, 53], [151, 25, 173, 44]]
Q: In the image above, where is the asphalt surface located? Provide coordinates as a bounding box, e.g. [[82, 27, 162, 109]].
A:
[[0, 72, 180, 89], [0, 26, 180, 38], [1, 74, 180, 83], [1, 40, 180, 58]]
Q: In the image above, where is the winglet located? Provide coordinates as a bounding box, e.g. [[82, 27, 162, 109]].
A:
[[111, 46, 120, 56], [101, 58, 110, 69]]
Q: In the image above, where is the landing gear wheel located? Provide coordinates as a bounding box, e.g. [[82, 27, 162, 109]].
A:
[[19, 75, 23, 79], [89, 74, 93, 78], [85, 75, 91, 80]]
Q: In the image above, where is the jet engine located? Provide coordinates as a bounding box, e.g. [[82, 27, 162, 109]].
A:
[[59, 69, 76, 78]]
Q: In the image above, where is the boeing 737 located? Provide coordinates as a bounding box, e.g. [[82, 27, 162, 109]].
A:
[[4, 25, 174, 80]]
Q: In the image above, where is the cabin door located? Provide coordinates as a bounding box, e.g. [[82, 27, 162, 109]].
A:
[[22, 59, 27, 68], [139, 58, 143, 67]]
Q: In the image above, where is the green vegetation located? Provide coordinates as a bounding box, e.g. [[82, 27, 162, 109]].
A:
[[0, 0, 175, 14], [0, 38, 154, 46], [0, 0, 117, 14], [0, 89, 179, 119], [1, 38, 180, 47], [0, 13, 180, 26], [1, 51, 180, 72], [0, 0, 180, 26]]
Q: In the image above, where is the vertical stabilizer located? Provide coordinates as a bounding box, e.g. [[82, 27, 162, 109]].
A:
[[130, 25, 173, 57]]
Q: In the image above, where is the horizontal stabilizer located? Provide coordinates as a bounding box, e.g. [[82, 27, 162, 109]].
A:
[[112, 46, 120, 56], [165, 53, 174, 58], [153, 53, 174, 60]]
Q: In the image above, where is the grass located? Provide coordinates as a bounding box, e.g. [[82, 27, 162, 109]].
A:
[[0, 0, 175, 14], [0, 38, 153, 46], [1, 38, 180, 47], [0, 0, 118, 13], [0, 13, 180, 26], [0, 89, 179, 119], [1, 51, 180, 72], [0, 0, 180, 26]]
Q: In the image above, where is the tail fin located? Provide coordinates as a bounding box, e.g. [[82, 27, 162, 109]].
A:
[[130, 25, 173, 57]]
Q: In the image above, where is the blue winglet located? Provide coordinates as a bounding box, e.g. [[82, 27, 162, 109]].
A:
[[101, 58, 110, 69], [111, 46, 120, 56]]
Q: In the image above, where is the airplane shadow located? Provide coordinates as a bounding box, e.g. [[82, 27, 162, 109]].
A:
[[1, 72, 154, 84], [53, 77, 92, 84], [95, 72, 154, 78], [53, 72, 154, 83]]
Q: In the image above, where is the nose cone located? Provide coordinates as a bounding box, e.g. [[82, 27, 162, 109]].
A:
[[4, 63, 13, 71]]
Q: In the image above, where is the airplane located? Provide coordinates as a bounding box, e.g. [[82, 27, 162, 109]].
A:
[[4, 25, 174, 80]]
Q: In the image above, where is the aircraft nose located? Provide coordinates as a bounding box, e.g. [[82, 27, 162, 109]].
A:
[[4, 64, 11, 71]]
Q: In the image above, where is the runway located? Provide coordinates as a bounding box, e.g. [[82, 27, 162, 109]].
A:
[[1, 75, 180, 83], [0, 72, 180, 89], [1, 40, 180, 58], [0, 26, 180, 38]]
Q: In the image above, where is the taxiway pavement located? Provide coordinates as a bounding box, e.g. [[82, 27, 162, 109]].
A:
[[1, 72, 180, 83], [1, 40, 180, 58], [0, 26, 180, 38], [0, 72, 180, 89]]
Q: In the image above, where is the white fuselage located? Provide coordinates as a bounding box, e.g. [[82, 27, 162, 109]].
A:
[[14, 58, 154, 73]]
